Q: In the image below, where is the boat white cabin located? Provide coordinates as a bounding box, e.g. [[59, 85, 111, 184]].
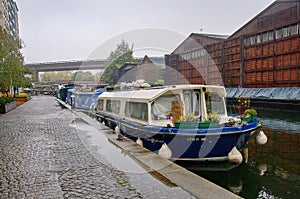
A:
[[95, 84, 228, 127]]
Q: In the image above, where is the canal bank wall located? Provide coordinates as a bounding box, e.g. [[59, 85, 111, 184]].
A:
[[57, 98, 241, 198]]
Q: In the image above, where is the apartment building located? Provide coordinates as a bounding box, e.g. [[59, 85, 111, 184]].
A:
[[0, 0, 19, 39]]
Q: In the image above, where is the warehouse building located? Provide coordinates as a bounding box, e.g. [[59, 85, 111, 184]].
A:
[[165, 0, 300, 88], [113, 56, 165, 85]]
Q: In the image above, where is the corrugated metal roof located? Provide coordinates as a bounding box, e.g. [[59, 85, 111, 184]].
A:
[[194, 33, 229, 40]]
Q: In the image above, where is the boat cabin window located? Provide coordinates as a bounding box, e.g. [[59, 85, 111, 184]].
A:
[[205, 92, 225, 114], [106, 100, 121, 114], [125, 102, 148, 121], [151, 94, 179, 121], [183, 91, 201, 117], [97, 99, 104, 111], [193, 92, 201, 116], [183, 92, 191, 115]]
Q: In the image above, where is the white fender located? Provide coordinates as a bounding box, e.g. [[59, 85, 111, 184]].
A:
[[158, 143, 172, 159], [228, 180, 243, 194], [136, 137, 143, 147], [115, 125, 120, 135], [89, 103, 95, 111], [228, 146, 243, 165], [256, 130, 268, 145], [242, 147, 249, 163], [256, 163, 268, 176]]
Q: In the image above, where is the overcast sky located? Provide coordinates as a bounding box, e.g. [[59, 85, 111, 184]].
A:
[[15, 0, 275, 63]]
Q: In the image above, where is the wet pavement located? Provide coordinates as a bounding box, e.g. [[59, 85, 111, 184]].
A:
[[0, 96, 196, 198]]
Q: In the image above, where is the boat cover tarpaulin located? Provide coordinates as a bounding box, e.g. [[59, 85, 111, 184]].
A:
[[226, 87, 300, 100]]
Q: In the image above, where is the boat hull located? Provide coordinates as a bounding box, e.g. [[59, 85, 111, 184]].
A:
[[96, 113, 259, 161]]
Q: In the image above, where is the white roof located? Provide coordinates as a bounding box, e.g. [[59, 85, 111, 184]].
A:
[[99, 85, 226, 102], [99, 88, 168, 102]]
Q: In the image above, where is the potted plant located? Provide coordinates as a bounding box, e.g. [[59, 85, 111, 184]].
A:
[[0, 96, 16, 113], [15, 92, 31, 102], [174, 113, 198, 129], [242, 109, 257, 123], [199, 112, 220, 128]]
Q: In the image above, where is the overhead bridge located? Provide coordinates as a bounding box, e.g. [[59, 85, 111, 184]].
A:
[[25, 59, 108, 78]]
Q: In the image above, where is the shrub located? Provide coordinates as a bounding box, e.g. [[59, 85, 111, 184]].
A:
[[244, 109, 257, 117], [204, 112, 220, 123], [0, 97, 15, 106], [176, 113, 198, 122], [15, 93, 30, 98]]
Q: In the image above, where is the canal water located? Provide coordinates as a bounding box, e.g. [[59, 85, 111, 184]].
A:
[[178, 107, 300, 199]]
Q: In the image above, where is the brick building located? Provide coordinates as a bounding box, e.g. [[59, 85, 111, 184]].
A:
[[165, 0, 300, 88]]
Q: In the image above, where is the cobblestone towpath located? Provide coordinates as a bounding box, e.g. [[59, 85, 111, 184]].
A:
[[0, 96, 194, 199]]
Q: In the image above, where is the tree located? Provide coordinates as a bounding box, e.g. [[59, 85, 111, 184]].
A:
[[0, 27, 27, 90], [94, 71, 104, 83], [41, 71, 72, 82], [71, 71, 95, 81], [103, 40, 136, 85]]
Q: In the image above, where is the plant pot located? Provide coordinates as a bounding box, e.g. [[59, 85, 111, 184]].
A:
[[0, 101, 16, 113], [174, 121, 198, 129], [15, 97, 29, 102], [198, 122, 220, 129]]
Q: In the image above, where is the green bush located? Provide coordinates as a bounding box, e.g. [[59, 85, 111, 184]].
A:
[[0, 97, 15, 106], [244, 109, 257, 117], [176, 113, 198, 122]]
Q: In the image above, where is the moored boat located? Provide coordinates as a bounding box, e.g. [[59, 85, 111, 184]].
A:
[[66, 88, 106, 110], [95, 84, 265, 163]]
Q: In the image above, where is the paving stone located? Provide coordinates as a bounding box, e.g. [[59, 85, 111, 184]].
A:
[[0, 96, 196, 199], [0, 96, 143, 198]]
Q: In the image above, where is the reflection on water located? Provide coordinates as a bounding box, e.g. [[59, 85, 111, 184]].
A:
[[181, 129, 300, 198], [258, 108, 300, 132], [179, 108, 300, 199]]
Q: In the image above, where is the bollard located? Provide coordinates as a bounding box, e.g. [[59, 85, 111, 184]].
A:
[[71, 94, 75, 109]]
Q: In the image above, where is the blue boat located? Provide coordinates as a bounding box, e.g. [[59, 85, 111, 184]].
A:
[[66, 88, 106, 110], [57, 84, 76, 101], [95, 85, 265, 162]]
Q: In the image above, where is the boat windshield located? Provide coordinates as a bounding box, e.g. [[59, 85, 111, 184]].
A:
[[151, 94, 180, 121], [205, 92, 226, 115]]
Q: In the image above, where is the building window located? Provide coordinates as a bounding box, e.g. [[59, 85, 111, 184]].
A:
[[198, 50, 202, 57], [192, 51, 196, 59], [275, 28, 282, 39], [262, 32, 268, 42], [250, 36, 256, 45], [125, 102, 148, 121], [290, 24, 298, 36], [268, 31, 274, 40], [283, 27, 290, 37], [244, 37, 250, 46], [257, 34, 261, 43]]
